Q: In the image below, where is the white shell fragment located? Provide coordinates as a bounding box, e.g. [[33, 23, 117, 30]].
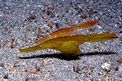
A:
[[101, 63, 111, 71]]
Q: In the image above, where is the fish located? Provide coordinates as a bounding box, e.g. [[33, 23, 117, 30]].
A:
[[35, 20, 99, 43], [19, 33, 118, 56]]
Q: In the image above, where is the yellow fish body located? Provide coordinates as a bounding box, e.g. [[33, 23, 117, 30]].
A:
[[19, 33, 118, 56]]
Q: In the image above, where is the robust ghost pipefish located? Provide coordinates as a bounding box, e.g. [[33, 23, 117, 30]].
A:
[[19, 33, 118, 56], [35, 20, 99, 43]]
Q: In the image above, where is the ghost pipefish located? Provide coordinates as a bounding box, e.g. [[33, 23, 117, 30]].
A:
[[35, 20, 99, 43], [19, 33, 118, 56]]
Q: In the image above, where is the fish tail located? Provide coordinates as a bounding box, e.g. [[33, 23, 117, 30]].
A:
[[85, 33, 118, 43]]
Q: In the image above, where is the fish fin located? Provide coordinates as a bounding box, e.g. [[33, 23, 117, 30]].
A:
[[71, 20, 99, 30]]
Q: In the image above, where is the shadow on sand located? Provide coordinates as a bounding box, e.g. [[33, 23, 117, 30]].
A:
[[19, 52, 117, 61]]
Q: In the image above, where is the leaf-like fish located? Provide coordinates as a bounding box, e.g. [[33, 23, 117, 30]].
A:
[[19, 33, 118, 56]]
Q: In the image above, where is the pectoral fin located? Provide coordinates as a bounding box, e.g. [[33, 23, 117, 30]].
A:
[[55, 41, 81, 56]]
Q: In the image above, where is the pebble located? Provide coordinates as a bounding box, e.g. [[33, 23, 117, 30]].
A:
[[101, 63, 111, 71], [0, 63, 4, 69], [118, 66, 122, 72]]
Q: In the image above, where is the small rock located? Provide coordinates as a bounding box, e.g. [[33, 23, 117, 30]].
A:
[[47, 22, 55, 28], [101, 63, 111, 71], [27, 14, 37, 22], [118, 66, 122, 72], [3, 74, 8, 79], [117, 58, 122, 64], [0, 63, 4, 69], [80, 15, 87, 19]]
